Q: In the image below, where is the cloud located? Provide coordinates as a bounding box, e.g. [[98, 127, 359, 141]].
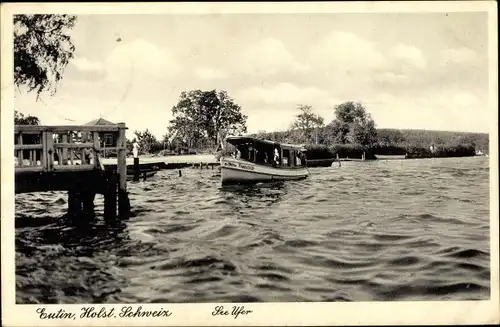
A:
[[308, 31, 387, 73], [441, 47, 479, 65], [71, 57, 104, 74], [452, 92, 481, 107], [390, 44, 427, 70], [371, 72, 410, 85], [195, 68, 229, 80], [235, 38, 308, 76], [236, 82, 334, 105], [104, 39, 181, 83]]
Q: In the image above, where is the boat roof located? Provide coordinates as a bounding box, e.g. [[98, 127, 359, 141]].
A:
[[225, 136, 306, 151]]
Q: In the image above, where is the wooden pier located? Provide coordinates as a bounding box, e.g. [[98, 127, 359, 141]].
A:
[[14, 123, 130, 220]]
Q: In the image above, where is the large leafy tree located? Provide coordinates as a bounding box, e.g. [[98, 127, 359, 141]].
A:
[[291, 105, 324, 144], [328, 101, 377, 146], [14, 14, 77, 96], [324, 119, 349, 144], [134, 129, 157, 154], [168, 90, 247, 150]]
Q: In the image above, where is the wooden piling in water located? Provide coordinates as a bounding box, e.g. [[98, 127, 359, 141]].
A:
[[68, 191, 81, 218], [117, 123, 130, 217], [82, 192, 96, 217], [133, 158, 140, 181], [104, 171, 117, 220]]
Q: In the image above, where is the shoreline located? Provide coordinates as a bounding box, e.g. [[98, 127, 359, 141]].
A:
[[101, 154, 218, 166]]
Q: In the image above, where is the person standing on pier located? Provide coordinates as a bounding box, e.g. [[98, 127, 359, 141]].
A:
[[133, 141, 139, 159], [133, 141, 140, 182]]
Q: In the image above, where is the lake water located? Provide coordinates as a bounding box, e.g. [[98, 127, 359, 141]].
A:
[[15, 156, 490, 303]]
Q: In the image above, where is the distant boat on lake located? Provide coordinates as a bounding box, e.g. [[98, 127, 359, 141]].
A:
[[220, 136, 309, 185]]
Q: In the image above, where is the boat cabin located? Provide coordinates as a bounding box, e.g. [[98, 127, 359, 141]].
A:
[[225, 136, 306, 169]]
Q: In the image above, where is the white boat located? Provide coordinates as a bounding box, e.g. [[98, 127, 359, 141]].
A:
[[220, 136, 309, 185]]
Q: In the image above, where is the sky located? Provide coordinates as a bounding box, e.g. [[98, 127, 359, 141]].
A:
[[14, 12, 491, 139]]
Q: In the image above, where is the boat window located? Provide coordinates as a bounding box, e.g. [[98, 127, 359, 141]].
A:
[[255, 143, 270, 165], [296, 151, 302, 166], [248, 145, 255, 162], [283, 149, 290, 167]]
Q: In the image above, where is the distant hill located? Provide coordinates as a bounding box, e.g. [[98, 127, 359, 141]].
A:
[[376, 128, 489, 152]]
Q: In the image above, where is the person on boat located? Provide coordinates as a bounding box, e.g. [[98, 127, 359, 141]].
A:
[[264, 152, 269, 164], [236, 148, 242, 159], [273, 147, 280, 166]]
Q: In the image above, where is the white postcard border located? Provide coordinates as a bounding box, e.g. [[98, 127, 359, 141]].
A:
[[1, 2, 498, 326]]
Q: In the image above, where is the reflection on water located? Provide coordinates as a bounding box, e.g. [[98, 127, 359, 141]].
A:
[[15, 157, 490, 303]]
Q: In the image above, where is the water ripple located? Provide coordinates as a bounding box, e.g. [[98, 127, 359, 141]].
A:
[[15, 157, 490, 303]]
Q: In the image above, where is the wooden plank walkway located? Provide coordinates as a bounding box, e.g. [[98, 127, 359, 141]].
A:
[[14, 123, 130, 220], [101, 154, 220, 172]]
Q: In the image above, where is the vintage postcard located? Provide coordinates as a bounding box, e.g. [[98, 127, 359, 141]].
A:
[[1, 1, 498, 326]]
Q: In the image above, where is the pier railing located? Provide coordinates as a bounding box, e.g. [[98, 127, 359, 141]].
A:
[[14, 123, 130, 218], [15, 123, 128, 189]]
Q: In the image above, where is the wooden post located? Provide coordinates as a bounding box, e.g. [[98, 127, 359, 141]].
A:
[[69, 133, 74, 165], [93, 132, 100, 169], [117, 125, 126, 192], [117, 123, 130, 216], [68, 191, 82, 219], [82, 191, 96, 218], [61, 133, 69, 165], [45, 131, 54, 172], [104, 171, 117, 221], [41, 131, 46, 171], [17, 133, 23, 167], [133, 158, 140, 181]]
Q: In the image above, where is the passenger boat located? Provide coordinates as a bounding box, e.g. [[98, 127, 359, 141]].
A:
[[220, 136, 309, 185]]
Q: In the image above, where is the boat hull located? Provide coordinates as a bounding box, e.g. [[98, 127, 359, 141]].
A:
[[220, 157, 308, 184]]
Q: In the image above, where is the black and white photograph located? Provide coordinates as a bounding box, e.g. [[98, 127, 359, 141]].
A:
[[1, 1, 498, 326]]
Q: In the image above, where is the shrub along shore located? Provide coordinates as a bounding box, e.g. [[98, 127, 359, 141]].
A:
[[305, 143, 479, 161]]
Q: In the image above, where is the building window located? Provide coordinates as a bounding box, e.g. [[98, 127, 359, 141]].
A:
[[104, 134, 114, 146]]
